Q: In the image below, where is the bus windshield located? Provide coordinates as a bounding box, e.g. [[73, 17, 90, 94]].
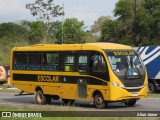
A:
[[106, 51, 145, 78]]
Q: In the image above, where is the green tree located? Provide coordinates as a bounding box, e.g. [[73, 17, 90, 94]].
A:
[[54, 18, 86, 44], [85, 31, 99, 43], [0, 22, 28, 42], [100, 19, 133, 45], [100, 0, 137, 45], [19, 20, 43, 44], [100, 0, 160, 46], [91, 16, 111, 35], [134, 7, 152, 45], [114, 0, 134, 21], [29, 21, 44, 44], [100, 19, 116, 42], [144, 0, 160, 45], [26, 0, 64, 43]]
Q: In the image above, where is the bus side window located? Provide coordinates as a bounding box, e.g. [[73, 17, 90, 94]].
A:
[[78, 56, 88, 72], [13, 53, 27, 70], [90, 53, 107, 72], [98, 55, 107, 72], [52, 53, 59, 70], [29, 53, 41, 70], [64, 56, 75, 71], [42, 53, 59, 71]]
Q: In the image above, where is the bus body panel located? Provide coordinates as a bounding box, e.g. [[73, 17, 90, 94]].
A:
[[10, 43, 148, 106]]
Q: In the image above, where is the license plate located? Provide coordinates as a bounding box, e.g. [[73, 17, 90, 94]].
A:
[[132, 93, 138, 96]]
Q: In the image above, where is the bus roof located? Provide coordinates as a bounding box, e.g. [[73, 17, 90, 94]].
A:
[[12, 42, 132, 51], [83, 43, 131, 50]]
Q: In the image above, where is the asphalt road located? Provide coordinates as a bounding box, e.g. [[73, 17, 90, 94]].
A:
[[0, 92, 160, 111]]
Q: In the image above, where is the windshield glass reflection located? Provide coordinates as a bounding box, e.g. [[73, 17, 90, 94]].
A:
[[106, 51, 145, 78]]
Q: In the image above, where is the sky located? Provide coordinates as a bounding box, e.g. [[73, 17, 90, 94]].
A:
[[0, 0, 118, 29]]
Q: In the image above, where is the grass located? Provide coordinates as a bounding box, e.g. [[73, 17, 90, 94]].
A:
[[1, 117, 158, 120], [148, 93, 160, 98], [0, 83, 21, 93], [0, 105, 160, 120]]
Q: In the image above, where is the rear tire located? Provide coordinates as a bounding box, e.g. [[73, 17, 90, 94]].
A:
[[124, 99, 137, 107], [34, 90, 51, 104], [94, 93, 107, 109]]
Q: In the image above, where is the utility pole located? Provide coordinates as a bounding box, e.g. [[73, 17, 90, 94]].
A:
[[134, 0, 137, 22], [62, 3, 64, 44], [133, 0, 137, 45]]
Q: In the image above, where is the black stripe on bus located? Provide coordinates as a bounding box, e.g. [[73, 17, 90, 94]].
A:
[[13, 74, 107, 85]]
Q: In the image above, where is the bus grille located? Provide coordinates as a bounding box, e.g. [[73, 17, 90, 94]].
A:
[[126, 88, 142, 92], [120, 78, 145, 88]]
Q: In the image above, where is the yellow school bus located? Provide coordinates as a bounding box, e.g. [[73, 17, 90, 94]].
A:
[[9, 43, 148, 108]]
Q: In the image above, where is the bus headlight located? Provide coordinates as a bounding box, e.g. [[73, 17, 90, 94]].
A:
[[112, 82, 124, 88]]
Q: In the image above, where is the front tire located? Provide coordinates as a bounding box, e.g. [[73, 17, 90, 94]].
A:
[[124, 99, 137, 107], [94, 93, 107, 109]]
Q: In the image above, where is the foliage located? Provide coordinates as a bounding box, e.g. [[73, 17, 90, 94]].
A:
[[54, 18, 86, 44], [91, 16, 111, 35], [26, 0, 64, 43], [0, 37, 29, 65], [114, 0, 135, 21], [0, 22, 28, 42], [100, 0, 160, 46], [20, 21, 44, 44], [85, 31, 99, 43]]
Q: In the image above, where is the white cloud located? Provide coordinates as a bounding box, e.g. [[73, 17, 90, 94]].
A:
[[0, 0, 117, 27], [0, 0, 31, 22], [0, 0, 25, 15]]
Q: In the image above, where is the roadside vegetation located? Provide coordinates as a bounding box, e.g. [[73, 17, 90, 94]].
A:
[[148, 93, 160, 98], [0, 0, 160, 66]]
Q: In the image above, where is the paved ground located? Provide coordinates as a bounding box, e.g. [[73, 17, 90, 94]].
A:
[[0, 92, 160, 111]]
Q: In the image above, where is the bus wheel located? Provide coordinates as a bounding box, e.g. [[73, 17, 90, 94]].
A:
[[34, 90, 51, 104], [148, 82, 156, 93], [124, 99, 137, 107], [62, 99, 75, 106], [94, 93, 106, 109]]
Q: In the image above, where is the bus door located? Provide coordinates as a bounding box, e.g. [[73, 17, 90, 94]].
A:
[[77, 55, 88, 98], [77, 78, 87, 98]]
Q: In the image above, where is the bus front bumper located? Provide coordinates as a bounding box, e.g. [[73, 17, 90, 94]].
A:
[[109, 85, 148, 101]]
